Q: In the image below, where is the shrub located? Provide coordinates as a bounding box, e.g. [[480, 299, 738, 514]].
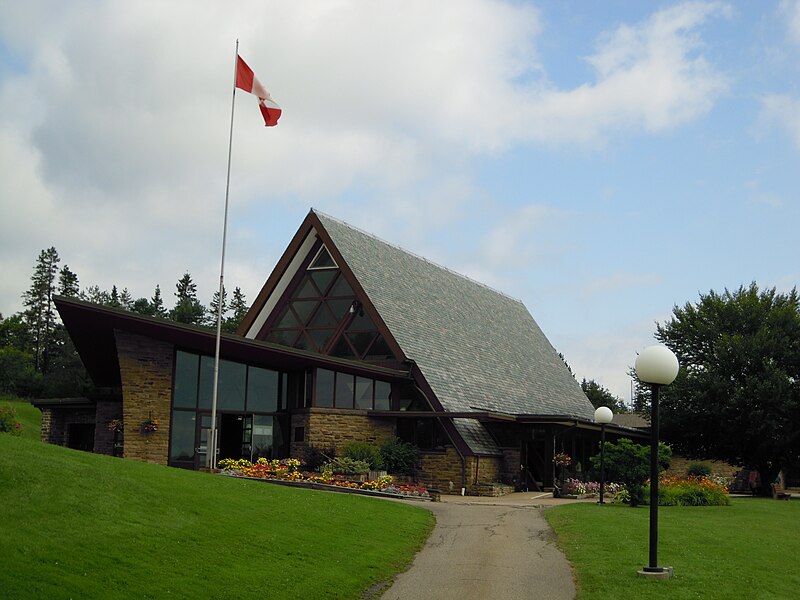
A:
[[0, 403, 22, 436], [686, 462, 712, 478], [341, 441, 383, 470], [590, 438, 671, 507], [323, 458, 371, 475], [379, 438, 419, 475], [305, 446, 336, 472]]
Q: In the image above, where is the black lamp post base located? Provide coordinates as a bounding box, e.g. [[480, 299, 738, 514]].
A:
[[637, 566, 673, 579]]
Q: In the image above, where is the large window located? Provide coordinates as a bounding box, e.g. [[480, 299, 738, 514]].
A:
[[174, 351, 284, 413], [170, 351, 287, 467], [263, 244, 394, 361], [309, 368, 392, 410]]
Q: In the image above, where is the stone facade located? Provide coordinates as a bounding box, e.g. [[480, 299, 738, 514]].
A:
[[500, 448, 522, 488], [413, 450, 506, 495], [289, 408, 396, 460], [469, 455, 503, 487], [93, 400, 123, 456], [115, 330, 174, 465], [40, 407, 95, 447], [415, 448, 464, 493]]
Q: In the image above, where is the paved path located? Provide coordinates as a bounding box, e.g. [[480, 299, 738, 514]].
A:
[[381, 493, 581, 600]]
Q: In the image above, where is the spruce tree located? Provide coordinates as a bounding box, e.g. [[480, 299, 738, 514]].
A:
[[58, 265, 80, 297], [151, 285, 168, 318], [208, 285, 228, 328], [225, 286, 249, 333], [22, 247, 60, 373], [170, 273, 205, 325]]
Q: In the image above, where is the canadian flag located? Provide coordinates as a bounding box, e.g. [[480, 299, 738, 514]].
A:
[[235, 55, 282, 127]]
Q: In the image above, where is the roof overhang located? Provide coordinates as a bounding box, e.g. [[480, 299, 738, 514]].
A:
[[54, 295, 412, 388], [369, 410, 648, 438]]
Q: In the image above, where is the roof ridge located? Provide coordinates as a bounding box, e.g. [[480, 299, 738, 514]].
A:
[[311, 208, 523, 304]]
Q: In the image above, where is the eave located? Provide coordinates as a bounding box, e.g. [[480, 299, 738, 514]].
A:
[[54, 295, 412, 388]]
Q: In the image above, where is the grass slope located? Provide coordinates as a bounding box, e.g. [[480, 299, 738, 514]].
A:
[[1, 397, 42, 441], [0, 435, 433, 599], [545, 500, 800, 599]]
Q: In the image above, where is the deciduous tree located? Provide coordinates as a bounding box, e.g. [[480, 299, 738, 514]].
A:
[[656, 283, 800, 494], [581, 378, 628, 413]]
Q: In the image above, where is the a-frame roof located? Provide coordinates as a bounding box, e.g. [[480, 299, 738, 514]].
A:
[[242, 209, 595, 454]]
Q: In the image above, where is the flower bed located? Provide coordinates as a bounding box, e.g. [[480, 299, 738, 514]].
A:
[[646, 475, 731, 506], [217, 458, 430, 498], [558, 478, 625, 498]]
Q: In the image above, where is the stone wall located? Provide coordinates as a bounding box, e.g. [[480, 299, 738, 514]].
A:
[[115, 330, 174, 465], [500, 448, 522, 488], [94, 400, 123, 456], [40, 407, 95, 447], [469, 455, 503, 486], [413, 450, 505, 495], [289, 408, 396, 460], [415, 448, 464, 493]]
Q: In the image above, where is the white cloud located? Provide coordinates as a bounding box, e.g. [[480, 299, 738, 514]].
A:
[[0, 1, 730, 315], [780, 0, 800, 45], [760, 94, 800, 150]]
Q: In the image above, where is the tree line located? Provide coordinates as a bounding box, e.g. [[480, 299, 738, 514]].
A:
[[0, 247, 249, 398]]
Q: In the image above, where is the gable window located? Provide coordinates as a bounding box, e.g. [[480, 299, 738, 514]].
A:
[[263, 242, 394, 362]]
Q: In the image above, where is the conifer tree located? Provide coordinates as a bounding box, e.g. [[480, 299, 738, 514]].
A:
[[171, 273, 205, 325], [226, 286, 249, 333], [58, 265, 80, 297], [151, 285, 168, 318], [208, 285, 228, 328], [22, 247, 60, 373]]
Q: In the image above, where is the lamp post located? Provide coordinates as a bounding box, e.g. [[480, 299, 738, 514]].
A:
[[594, 406, 613, 504], [635, 344, 679, 578]]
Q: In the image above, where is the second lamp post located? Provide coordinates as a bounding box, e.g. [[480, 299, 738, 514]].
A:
[[594, 405, 613, 504]]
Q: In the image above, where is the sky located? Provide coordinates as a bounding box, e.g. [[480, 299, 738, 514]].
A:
[[1, 1, 799, 404]]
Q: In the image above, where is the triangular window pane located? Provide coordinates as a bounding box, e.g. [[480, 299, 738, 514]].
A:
[[309, 304, 336, 328], [292, 300, 318, 324], [310, 270, 337, 295], [365, 335, 393, 359], [293, 332, 313, 351], [327, 299, 352, 320], [329, 276, 353, 297], [309, 245, 337, 270], [348, 331, 377, 357], [348, 311, 374, 331], [308, 328, 335, 352], [274, 306, 299, 329], [266, 330, 300, 347], [330, 336, 356, 359], [293, 276, 319, 299]]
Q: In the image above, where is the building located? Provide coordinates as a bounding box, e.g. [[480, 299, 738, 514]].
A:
[[41, 210, 644, 494]]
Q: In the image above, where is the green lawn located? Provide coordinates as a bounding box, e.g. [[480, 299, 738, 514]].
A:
[[0, 434, 433, 599], [545, 499, 800, 599], [1, 396, 41, 441]]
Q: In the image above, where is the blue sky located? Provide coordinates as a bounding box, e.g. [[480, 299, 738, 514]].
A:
[[1, 1, 799, 402]]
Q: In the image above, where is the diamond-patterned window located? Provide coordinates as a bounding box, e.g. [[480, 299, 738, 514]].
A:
[[263, 243, 395, 362]]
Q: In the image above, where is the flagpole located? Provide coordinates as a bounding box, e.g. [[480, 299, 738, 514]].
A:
[[208, 39, 239, 469]]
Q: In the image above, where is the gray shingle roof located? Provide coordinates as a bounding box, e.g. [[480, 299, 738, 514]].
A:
[[316, 212, 595, 453]]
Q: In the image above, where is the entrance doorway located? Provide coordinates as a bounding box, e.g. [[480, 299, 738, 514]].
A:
[[522, 432, 548, 491], [67, 423, 95, 452], [219, 413, 247, 461]]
